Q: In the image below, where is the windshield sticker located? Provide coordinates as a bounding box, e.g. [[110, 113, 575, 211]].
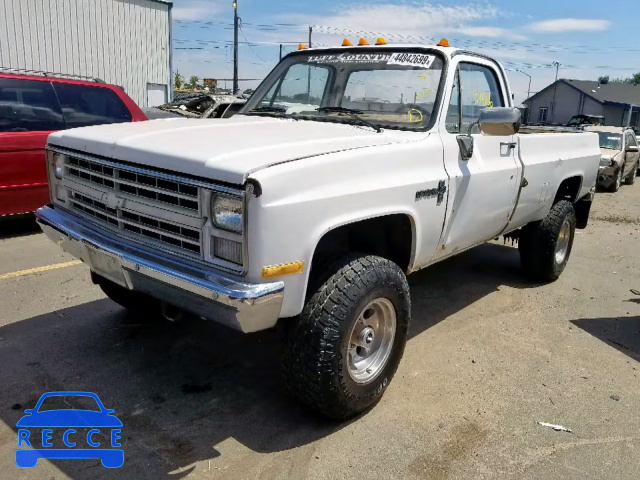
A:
[[388, 53, 435, 68], [308, 53, 393, 64], [473, 90, 493, 107], [408, 109, 424, 123], [416, 88, 434, 99]]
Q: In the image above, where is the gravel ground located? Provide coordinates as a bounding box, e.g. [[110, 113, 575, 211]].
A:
[[1, 184, 639, 479]]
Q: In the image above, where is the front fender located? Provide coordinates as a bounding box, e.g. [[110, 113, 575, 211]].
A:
[[246, 136, 446, 318]]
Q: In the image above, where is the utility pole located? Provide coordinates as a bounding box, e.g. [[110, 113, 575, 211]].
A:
[[233, 1, 239, 95], [308, 26, 313, 47], [516, 69, 532, 122], [279, 44, 283, 61], [550, 61, 560, 123]]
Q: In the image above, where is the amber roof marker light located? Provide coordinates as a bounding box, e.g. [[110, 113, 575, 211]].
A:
[[375, 38, 386, 45], [437, 38, 450, 47], [342, 39, 353, 46], [298, 43, 307, 50], [358, 38, 370, 46]]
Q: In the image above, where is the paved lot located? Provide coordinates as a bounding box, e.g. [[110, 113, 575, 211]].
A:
[[1, 185, 640, 480]]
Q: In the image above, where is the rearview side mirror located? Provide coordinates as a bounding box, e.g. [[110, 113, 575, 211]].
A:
[[478, 107, 522, 136], [627, 145, 639, 153]]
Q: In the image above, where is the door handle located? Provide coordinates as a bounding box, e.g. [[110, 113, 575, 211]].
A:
[[501, 142, 517, 149]]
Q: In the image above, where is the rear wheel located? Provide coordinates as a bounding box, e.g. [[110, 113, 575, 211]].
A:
[[519, 200, 576, 282], [282, 255, 410, 420], [626, 162, 638, 185]]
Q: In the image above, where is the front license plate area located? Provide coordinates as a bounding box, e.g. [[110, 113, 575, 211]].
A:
[[86, 245, 127, 287]]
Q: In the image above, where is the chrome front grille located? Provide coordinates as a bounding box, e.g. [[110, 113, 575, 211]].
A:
[[67, 156, 200, 213], [69, 191, 202, 255], [61, 153, 204, 258]]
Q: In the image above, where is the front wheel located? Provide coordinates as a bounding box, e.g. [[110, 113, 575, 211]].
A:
[[282, 255, 410, 420], [610, 166, 624, 192], [626, 162, 638, 185], [94, 274, 160, 317], [519, 200, 577, 282]]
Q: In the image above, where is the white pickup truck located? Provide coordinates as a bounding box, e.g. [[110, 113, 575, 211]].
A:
[[37, 41, 600, 419]]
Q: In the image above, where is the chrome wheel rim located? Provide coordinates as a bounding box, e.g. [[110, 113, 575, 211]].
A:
[[555, 219, 571, 265], [347, 298, 396, 384]]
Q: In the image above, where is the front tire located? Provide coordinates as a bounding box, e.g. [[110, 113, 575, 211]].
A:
[[282, 255, 410, 420], [626, 162, 638, 185], [519, 200, 577, 282], [610, 165, 624, 192], [94, 274, 160, 317]]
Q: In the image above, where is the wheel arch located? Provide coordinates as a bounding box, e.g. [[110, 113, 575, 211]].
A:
[[304, 212, 417, 302], [554, 175, 583, 204]]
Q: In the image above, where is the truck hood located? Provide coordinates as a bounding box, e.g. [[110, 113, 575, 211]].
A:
[[48, 116, 406, 185]]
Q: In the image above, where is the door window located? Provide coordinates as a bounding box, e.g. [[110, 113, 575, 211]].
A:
[[445, 63, 504, 133], [53, 83, 132, 128], [0, 78, 64, 132], [627, 132, 638, 147]]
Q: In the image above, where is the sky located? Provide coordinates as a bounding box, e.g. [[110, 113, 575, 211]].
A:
[[171, 0, 640, 105]]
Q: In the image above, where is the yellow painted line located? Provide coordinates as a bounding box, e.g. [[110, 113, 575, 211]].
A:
[[0, 260, 83, 280]]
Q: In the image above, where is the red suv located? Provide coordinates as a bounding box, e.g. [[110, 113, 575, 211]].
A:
[[0, 72, 147, 216]]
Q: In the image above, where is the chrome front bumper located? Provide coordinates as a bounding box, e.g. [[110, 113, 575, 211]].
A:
[[35, 206, 284, 333]]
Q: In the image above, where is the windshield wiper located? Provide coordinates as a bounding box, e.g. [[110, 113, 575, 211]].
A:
[[316, 107, 382, 133]]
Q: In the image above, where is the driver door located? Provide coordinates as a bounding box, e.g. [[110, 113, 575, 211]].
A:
[[432, 61, 520, 261]]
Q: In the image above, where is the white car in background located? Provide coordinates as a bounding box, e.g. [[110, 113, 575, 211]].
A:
[[588, 126, 640, 192]]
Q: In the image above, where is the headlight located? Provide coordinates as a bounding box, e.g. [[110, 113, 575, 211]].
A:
[[53, 153, 66, 179], [599, 157, 613, 167], [211, 194, 243, 233]]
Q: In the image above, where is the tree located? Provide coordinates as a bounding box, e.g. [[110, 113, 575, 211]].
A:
[[609, 73, 640, 85], [598, 75, 610, 84], [189, 75, 199, 89], [629, 73, 640, 86], [174, 71, 184, 89]]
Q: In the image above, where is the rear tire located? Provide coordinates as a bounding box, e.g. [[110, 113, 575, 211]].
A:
[[282, 255, 410, 420], [519, 200, 576, 282], [626, 162, 637, 185]]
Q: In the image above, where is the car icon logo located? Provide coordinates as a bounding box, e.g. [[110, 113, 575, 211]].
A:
[[15, 391, 123, 468]]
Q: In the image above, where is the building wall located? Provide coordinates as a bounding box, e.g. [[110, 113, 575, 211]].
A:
[[0, 0, 171, 107], [581, 96, 604, 118], [526, 82, 604, 124], [602, 105, 627, 127]]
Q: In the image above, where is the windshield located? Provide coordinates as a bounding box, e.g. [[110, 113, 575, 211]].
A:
[[598, 132, 622, 150], [242, 49, 445, 131]]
